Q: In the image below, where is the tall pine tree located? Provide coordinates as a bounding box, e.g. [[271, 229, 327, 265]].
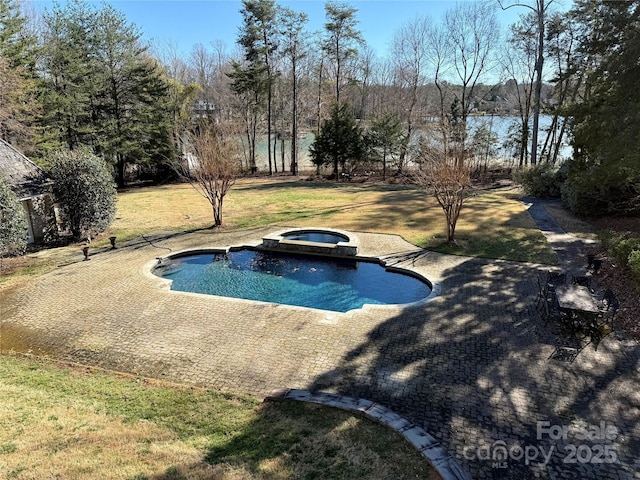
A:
[[39, 0, 173, 186], [92, 4, 172, 186], [0, 0, 39, 150], [566, 0, 640, 214], [39, 1, 98, 152], [230, 0, 277, 174]]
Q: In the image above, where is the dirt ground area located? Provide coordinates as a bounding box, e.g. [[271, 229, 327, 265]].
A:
[[589, 216, 640, 340], [0, 255, 39, 277]]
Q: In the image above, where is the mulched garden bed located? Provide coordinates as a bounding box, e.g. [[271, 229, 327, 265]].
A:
[[589, 216, 640, 340]]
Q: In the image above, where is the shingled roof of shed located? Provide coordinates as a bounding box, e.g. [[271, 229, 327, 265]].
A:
[[0, 138, 51, 199]]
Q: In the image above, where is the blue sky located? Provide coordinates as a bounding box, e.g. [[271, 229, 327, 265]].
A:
[[35, 0, 552, 58]]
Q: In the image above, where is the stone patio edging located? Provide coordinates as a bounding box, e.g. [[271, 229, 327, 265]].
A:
[[265, 388, 471, 480]]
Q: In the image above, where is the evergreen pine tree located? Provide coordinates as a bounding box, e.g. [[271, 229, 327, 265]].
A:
[[566, 0, 640, 214]]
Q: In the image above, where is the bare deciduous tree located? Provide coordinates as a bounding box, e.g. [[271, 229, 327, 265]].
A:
[[445, 1, 498, 161], [189, 43, 216, 119], [279, 6, 308, 175], [502, 12, 538, 166], [541, 12, 579, 164], [415, 127, 471, 243], [183, 123, 240, 227], [391, 16, 432, 173], [499, 0, 556, 165]]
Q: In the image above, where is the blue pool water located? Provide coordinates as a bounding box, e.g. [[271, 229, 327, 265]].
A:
[[282, 231, 348, 244], [156, 249, 431, 312]]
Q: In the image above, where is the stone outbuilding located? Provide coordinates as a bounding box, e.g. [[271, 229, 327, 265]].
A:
[[0, 138, 56, 243]]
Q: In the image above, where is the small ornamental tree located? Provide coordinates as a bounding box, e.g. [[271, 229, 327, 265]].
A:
[[415, 135, 471, 243], [48, 149, 117, 241], [182, 122, 240, 227], [0, 175, 27, 256]]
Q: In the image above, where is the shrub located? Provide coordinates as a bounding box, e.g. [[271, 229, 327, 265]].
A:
[[628, 250, 640, 285], [596, 230, 615, 251], [0, 176, 28, 256], [606, 233, 640, 285], [560, 158, 640, 216], [610, 236, 640, 267], [561, 173, 616, 216], [513, 163, 562, 198], [48, 150, 116, 241]]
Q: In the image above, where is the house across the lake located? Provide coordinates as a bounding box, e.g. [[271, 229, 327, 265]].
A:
[[0, 138, 57, 243]]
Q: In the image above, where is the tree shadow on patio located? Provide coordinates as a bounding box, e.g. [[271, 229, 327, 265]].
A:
[[305, 254, 640, 479]]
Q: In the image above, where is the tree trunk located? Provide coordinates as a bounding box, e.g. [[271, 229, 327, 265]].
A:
[[335, 37, 340, 103], [447, 219, 456, 242], [520, 122, 529, 167], [272, 132, 277, 173], [382, 150, 387, 181], [213, 198, 222, 227], [281, 133, 285, 173], [531, 2, 545, 166], [291, 62, 298, 175], [316, 57, 324, 136], [117, 153, 126, 188], [267, 88, 273, 175]]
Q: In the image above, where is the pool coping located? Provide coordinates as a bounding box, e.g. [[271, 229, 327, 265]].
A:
[[266, 388, 471, 480]]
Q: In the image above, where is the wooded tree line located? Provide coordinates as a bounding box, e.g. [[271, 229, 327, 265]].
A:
[[1, 0, 174, 187], [1, 0, 638, 213]]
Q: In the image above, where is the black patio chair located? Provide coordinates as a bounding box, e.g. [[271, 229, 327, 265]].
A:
[[549, 336, 590, 363], [535, 277, 545, 310], [547, 271, 566, 286], [599, 295, 620, 331], [571, 274, 593, 291], [592, 259, 603, 274], [535, 277, 554, 310], [577, 310, 610, 350], [541, 292, 567, 327], [599, 289, 616, 311]]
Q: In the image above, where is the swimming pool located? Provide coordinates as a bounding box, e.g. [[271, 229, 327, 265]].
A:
[[154, 249, 432, 313]]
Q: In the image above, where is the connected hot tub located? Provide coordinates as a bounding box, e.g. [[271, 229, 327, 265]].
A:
[[262, 228, 358, 256]]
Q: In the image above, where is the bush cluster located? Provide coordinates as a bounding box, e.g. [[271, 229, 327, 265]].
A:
[[48, 150, 117, 241], [629, 250, 640, 285], [513, 163, 564, 198], [0, 176, 28, 257], [559, 159, 640, 216], [601, 230, 640, 286]]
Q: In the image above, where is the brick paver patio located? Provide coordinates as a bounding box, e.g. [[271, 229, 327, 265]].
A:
[[1, 221, 639, 479]]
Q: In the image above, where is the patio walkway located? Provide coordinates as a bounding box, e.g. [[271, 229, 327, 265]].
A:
[[520, 196, 598, 273], [1, 221, 639, 479]]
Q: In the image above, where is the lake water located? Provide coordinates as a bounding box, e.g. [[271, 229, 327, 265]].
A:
[[248, 115, 569, 172]]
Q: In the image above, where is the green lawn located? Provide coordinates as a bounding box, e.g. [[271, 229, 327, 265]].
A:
[[2, 179, 556, 289], [0, 355, 436, 480], [106, 178, 556, 264]]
